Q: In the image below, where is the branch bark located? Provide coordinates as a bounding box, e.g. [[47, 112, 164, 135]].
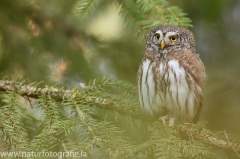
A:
[[0, 80, 67, 101]]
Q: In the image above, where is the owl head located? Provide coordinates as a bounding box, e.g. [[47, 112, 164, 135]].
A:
[[146, 25, 195, 53]]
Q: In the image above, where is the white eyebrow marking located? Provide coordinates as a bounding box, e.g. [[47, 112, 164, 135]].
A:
[[155, 30, 163, 34], [166, 31, 177, 37], [155, 30, 163, 40]]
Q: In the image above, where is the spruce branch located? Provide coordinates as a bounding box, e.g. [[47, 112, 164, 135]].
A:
[[0, 80, 67, 101], [148, 0, 168, 24], [76, 0, 192, 38], [117, 0, 146, 38], [0, 90, 28, 151], [118, 0, 192, 37], [0, 79, 240, 157], [0, 79, 151, 121], [179, 123, 240, 157], [76, 0, 100, 18]]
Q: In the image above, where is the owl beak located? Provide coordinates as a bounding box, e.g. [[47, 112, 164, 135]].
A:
[[160, 40, 166, 49]]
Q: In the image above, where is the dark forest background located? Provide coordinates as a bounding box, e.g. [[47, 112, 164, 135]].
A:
[[0, 0, 240, 136]]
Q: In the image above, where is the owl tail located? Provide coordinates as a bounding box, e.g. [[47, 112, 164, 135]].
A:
[[193, 101, 203, 123]]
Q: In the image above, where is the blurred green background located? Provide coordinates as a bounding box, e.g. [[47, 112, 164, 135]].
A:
[[0, 0, 239, 134]]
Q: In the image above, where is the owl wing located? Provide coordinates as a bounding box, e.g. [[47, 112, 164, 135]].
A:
[[180, 51, 205, 122], [169, 50, 206, 122]]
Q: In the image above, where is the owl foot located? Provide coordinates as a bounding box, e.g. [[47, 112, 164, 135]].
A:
[[159, 115, 175, 126], [169, 117, 175, 126]]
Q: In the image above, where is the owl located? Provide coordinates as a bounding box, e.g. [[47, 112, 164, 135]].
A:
[[138, 25, 206, 124]]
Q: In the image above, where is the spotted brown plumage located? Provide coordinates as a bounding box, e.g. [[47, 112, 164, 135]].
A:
[[138, 25, 206, 123]]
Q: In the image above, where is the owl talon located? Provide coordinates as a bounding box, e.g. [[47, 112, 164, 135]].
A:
[[159, 115, 169, 121], [159, 115, 175, 126]]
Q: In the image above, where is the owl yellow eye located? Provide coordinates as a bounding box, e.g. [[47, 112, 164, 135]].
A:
[[170, 36, 178, 42], [155, 33, 160, 40]]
